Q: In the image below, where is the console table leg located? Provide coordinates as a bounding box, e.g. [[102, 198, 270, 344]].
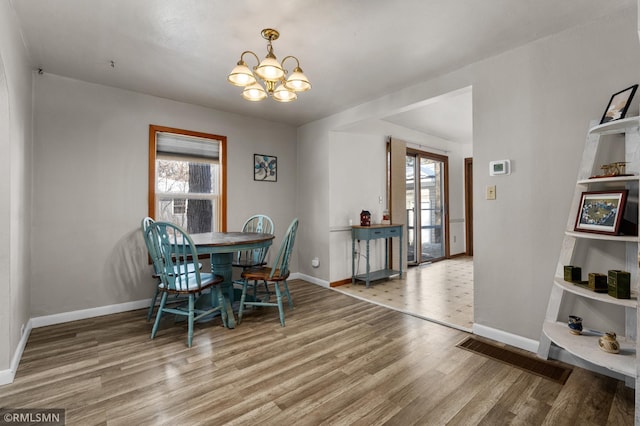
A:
[[352, 233, 356, 284], [366, 240, 371, 288]]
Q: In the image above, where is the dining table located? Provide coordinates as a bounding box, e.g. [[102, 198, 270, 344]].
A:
[[190, 231, 275, 328]]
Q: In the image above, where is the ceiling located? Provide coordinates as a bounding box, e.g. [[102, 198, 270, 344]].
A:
[[9, 0, 636, 143]]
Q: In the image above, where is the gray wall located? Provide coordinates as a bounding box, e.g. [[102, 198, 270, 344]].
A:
[[0, 0, 33, 374], [299, 6, 640, 341], [30, 73, 298, 316]]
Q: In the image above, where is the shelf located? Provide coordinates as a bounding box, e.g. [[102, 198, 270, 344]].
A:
[[543, 321, 636, 377], [589, 116, 640, 136], [564, 230, 639, 242], [541, 118, 639, 403], [577, 175, 639, 185], [354, 269, 400, 283], [553, 277, 637, 308]]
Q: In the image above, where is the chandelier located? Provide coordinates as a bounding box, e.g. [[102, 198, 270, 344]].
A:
[[227, 28, 311, 102]]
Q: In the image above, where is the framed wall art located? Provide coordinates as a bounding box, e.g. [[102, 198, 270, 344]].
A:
[[574, 190, 628, 235], [600, 84, 638, 124], [254, 154, 277, 182]]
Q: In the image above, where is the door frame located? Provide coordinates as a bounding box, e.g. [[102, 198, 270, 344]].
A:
[[406, 148, 450, 264], [464, 157, 473, 256]]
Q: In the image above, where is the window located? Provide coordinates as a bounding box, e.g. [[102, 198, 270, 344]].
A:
[[149, 125, 227, 233]]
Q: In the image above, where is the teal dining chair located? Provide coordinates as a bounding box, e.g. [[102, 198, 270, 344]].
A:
[[141, 217, 162, 320], [233, 214, 274, 268], [232, 214, 274, 298], [141, 217, 201, 320], [238, 218, 298, 327], [145, 221, 227, 347]]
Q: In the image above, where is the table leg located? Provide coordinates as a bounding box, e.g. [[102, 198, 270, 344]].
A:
[[366, 239, 370, 288], [399, 231, 403, 278], [384, 238, 389, 270], [352, 232, 355, 284], [209, 252, 236, 329]]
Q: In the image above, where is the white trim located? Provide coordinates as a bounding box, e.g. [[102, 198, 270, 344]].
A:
[[0, 319, 33, 385], [31, 299, 151, 328], [472, 323, 539, 353], [290, 273, 329, 288]]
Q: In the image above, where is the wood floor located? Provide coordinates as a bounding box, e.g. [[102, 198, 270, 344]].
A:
[[1, 280, 634, 425]]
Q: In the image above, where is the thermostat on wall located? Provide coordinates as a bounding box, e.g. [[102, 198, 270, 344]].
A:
[[489, 160, 511, 176]]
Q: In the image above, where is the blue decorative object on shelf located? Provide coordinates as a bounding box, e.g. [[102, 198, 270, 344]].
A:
[[568, 315, 583, 335]]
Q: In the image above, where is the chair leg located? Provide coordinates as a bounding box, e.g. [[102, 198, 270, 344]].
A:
[[147, 284, 160, 321], [274, 282, 285, 327], [238, 280, 249, 325], [151, 292, 168, 339], [283, 279, 293, 309], [187, 294, 195, 348], [216, 286, 229, 328]]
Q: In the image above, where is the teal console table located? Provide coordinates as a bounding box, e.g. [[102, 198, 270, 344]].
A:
[[351, 224, 403, 288]]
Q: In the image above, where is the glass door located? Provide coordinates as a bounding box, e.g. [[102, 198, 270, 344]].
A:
[[406, 150, 448, 264]]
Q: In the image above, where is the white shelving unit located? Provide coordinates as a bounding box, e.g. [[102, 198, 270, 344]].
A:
[[538, 117, 640, 411]]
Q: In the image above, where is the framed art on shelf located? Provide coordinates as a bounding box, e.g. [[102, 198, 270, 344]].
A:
[[254, 154, 277, 182], [574, 190, 628, 235], [600, 84, 638, 124]]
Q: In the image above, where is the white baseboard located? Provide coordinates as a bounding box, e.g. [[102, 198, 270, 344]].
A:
[[2, 300, 150, 385], [472, 323, 539, 353], [31, 299, 151, 328], [0, 319, 33, 386], [290, 272, 329, 288]]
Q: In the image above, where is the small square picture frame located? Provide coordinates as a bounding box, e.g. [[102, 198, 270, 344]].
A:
[[254, 154, 277, 182], [600, 84, 638, 124]]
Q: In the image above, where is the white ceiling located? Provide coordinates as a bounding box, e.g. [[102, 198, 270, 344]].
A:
[[9, 0, 636, 143]]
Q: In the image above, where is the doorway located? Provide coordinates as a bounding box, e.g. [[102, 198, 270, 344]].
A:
[[406, 149, 449, 265]]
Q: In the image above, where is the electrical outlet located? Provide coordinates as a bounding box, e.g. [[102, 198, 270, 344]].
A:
[[486, 185, 496, 200]]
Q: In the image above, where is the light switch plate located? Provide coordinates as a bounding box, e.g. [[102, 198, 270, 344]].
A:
[[486, 185, 496, 200]]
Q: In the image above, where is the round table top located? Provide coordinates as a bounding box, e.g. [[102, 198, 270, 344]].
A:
[[190, 232, 275, 247]]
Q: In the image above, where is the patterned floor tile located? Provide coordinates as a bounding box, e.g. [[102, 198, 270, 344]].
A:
[[333, 256, 473, 331]]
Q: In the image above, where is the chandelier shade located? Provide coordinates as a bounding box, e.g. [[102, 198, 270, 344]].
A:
[[273, 84, 297, 102], [227, 28, 311, 103], [227, 60, 256, 87], [285, 66, 312, 92], [255, 56, 285, 81], [242, 82, 268, 102]]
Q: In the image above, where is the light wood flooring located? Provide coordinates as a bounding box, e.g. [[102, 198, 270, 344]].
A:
[[335, 257, 473, 331], [0, 280, 634, 425]]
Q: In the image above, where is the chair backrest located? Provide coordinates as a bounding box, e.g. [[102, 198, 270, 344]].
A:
[[236, 214, 274, 266], [269, 218, 298, 280], [145, 221, 205, 292], [141, 216, 155, 231], [141, 217, 161, 275]]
